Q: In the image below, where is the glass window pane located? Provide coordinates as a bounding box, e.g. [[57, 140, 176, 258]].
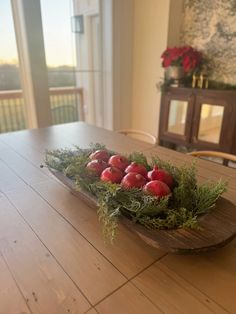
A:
[[0, 0, 26, 133], [167, 100, 188, 135], [41, 0, 79, 125], [198, 104, 224, 144], [73, 0, 103, 127], [41, 0, 103, 127]]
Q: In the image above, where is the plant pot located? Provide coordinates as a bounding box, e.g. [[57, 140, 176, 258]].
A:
[[165, 66, 184, 86]]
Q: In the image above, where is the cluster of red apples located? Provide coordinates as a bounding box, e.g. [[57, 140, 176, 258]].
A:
[[86, 150, 174, 197]]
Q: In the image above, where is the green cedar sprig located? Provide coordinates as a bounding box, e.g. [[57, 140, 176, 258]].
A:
[[45, 144, 227, 242], [128, 152, 151, 170], [193, 180, 227, 215]]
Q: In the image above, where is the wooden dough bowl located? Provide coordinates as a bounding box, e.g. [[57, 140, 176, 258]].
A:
[[49, 169, 236, 254]]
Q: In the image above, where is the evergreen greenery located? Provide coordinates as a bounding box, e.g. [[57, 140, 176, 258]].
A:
[[45, 144, 227, 242], [157, 78, 236, 92]]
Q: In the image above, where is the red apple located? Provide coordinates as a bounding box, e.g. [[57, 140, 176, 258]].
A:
[[86, 160, 108, 176], [100, 167, 124, 183], [149, 169, 173, 188], [143, 180, 171, 197], [125, 162, 147, 177], [108, 155, 130, 171], [121, 172, 146, 189], [89, 150, 110, 162]]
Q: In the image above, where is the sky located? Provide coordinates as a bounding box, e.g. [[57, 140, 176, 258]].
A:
[[0, 0, 75, 66]]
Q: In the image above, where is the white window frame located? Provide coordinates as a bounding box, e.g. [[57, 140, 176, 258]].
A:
[[11, 0, 52, 129]]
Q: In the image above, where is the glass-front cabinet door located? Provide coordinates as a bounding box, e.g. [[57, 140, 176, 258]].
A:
[[159, 88, 236, 153], [192, 95, 233, 151], [161, 92, 194, 144], [198, 104, 224, 144], [167, 100, 188, 135]]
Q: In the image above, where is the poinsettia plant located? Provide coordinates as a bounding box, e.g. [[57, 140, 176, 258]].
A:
[[161, 46, 202, 73]]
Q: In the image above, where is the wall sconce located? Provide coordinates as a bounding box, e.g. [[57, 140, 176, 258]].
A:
[[71, 15, 84, 34]]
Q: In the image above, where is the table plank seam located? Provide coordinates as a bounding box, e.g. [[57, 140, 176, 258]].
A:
[[30, 181, 169, 275], [0, 123, 235, 312], [127, 253, 169, 282], [0, 147, 68, 195], [1, 146, 228, 311], [92, 278, 164, 313], [84, 306, 99, 314], [2, 191, 95, 309], [158, 261, 230, 313], [0, 137, 69, 188], [0, 252, 34, 314], [28, 186, 129, 278], [2, 179, 130, 305], [0, 157, 148, 306], [7, 178, 171, 309], [159, 262, 229, 313], [0, 135, 154, 193]]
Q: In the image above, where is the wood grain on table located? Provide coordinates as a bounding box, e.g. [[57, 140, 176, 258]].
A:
[[0, 122, 235, 314]]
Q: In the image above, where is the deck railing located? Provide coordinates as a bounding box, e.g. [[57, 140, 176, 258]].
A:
[[0, 87, 84, 133]]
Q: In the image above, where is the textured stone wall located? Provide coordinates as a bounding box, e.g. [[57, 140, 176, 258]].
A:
[[180, 0, 236, 84]]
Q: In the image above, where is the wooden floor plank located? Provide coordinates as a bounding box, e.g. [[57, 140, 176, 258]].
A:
[[32, 178, 166, 278], [0, 254, 31, 314], [0, 194, 90, 314], [5, 185, 126, 305], [96, 282, 161, 314], [161, 242, 236, 313], [132, 262, 227, 314]]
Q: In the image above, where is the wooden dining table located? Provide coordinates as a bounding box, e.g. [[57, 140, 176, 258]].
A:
[[0, 121, 235, 314]]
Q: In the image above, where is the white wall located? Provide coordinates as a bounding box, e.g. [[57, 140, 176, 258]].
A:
[[73, 0, 134, 130], [112, 0, 134, 130], [131, 0, 170, 138], [131, 0, 184, 138], [73, 0, 183, 136]]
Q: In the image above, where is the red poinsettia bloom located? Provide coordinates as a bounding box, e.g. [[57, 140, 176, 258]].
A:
[[161, 46, 202, 73]]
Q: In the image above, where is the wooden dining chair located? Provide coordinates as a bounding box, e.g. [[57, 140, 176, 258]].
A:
[[188, 150, 236, 167], [117, 129, 157, 145]]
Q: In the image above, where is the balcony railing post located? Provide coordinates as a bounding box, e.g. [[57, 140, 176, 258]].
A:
[[77, 88, 85, 121]]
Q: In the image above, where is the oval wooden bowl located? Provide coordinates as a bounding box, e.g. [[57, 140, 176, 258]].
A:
[[49, 169, 236, 254]]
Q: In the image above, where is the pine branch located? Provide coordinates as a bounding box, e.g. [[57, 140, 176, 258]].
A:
[[45, 144, 227, 242], [193, 180, 227, 215], [171, 163, 197, 211], [129, 152, 151, 170]]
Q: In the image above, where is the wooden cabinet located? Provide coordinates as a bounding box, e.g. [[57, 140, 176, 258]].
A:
[[159, 87, 236, 153]]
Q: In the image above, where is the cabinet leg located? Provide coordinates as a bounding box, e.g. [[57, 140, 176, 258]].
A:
[[223, 159, 229, 167]]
